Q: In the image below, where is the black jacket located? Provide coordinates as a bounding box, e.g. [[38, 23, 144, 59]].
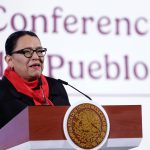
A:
[[0, 76, 70, 129]]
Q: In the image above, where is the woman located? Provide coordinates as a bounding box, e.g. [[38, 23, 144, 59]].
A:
[[0, 31, 70, 128]]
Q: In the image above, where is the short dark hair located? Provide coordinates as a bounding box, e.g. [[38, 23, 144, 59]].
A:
[[5, 31, 39, 55]]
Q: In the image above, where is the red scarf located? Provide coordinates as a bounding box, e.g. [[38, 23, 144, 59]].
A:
[[4, 67, 54, 106]]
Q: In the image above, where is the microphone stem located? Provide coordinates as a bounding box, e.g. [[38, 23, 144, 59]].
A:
[[68, 84, 92, 100]]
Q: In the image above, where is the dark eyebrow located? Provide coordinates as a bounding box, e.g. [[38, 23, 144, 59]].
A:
[[21, 46, 43, 50], [36, 46, 43, 49]]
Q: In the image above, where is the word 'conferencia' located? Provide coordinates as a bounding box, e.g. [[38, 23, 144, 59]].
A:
[[0, 5, 149, 36]]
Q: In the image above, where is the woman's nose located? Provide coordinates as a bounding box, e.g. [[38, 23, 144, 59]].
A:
[[31, 51, 40, 59]]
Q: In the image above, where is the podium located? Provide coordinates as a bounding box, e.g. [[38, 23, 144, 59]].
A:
[[0, 105, 142, 150]]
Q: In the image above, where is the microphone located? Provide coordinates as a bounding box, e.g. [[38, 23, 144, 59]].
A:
[[57, 79, 92, 101]]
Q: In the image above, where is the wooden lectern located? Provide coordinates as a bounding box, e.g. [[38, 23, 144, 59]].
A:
[[0, 105, 142, 150]]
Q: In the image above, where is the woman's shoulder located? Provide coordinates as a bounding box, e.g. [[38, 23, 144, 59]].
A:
[[44, 76, 70, 106], [0, 77, 6, 88], [45, 76, 60, 85], [0, 76, 16, 95], [0, 77, 8, 98]]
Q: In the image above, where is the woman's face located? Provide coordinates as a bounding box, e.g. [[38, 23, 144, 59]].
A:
[[6, 35, 45, 81]]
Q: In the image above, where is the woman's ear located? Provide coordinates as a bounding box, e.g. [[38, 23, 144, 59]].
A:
[[5, 55, 14, 69]]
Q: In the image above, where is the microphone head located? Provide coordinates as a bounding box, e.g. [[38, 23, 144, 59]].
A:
[[57, 79, 68, 85]]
